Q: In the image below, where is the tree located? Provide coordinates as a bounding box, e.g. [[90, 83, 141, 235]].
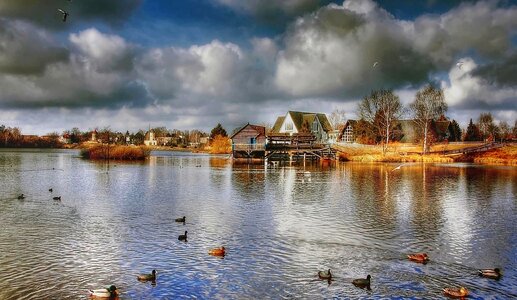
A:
[[210, 123, 227, 139], [499, 121, 510, 142], [358, 89, 404, 154], [478, 112, 495, 142], [464, 119, 481, 141], [410, 85, 447, 154], [513, 120, 517, 138], [448, 119, 462, 142], [329, 108, 347, 130]]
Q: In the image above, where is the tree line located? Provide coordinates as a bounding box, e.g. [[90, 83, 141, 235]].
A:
[[351, 85, 517, 154]]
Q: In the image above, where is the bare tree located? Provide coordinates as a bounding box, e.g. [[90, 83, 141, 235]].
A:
[[499, 121, 510, 142], [410, 85, 447, 154], [329, 108, 347, 130], [478, 112, 495, 142], [358, 89, 403, 154]]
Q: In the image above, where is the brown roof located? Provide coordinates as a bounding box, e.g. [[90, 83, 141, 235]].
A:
[[271, 111, 332, 133], [230, 123, 266, 139]]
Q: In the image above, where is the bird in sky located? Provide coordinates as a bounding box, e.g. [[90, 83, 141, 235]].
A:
[[373, 61, 379, 68], [57, 8, 69, 22]]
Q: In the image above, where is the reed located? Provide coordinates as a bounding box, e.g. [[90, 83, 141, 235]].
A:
[[81, 145, 150, 160]]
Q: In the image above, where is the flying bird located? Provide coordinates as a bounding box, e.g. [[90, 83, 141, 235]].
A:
[[373, 61, 379, 68], [57, 8, 69, 22]]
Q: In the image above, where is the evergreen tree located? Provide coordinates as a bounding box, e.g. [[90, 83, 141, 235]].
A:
[[210, 123, 227, 139], [448, 119, 462, 142], [465, 119, 481, 141]]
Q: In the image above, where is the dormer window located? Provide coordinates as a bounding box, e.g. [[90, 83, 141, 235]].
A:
[[285, 122, 293, 131]]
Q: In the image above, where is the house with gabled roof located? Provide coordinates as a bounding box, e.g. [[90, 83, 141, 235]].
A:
[[270, 111, 333, 143], [230, 123, 266, 158]]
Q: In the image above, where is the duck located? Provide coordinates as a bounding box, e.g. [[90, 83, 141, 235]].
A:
[[53, 196, 61, 200], [49, 188, 53, 192], [352, 275, 371, 289], [175, 216, 186, 223], [443, 286, 468, 298], [137, 269, 156, 281], [88, 285, 118, 298], [478, 268, 501, 280], [17, 194, 25, 199], [317, 269, 332, 280], [407, 253, 429, 264], [178, 231, 187, 241], [208, 246, 226, 257]]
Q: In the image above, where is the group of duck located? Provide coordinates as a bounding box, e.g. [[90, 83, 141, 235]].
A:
[[89, 215, 225, 299], [175, 215, 226, 256], [317, 252, 501, 298], [17, 188, 62, 201]]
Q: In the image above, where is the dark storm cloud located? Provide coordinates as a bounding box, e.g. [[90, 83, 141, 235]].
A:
[[0, 19, 68, 74], [472, 51, 517, 88], [0, 0, 142, 29]]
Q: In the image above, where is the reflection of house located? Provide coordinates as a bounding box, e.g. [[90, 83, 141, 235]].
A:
[[144, 130, 157, 146], [270, 111, 333, 143], [230, 123, 266, 158]]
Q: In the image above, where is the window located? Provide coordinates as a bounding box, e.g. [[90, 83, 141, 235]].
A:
[[312, 122, 318, 132], [285, 122, 293, 131]]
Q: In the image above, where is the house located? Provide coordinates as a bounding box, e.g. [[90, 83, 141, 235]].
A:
[[59, 134, 71, 144], [230, 123, 266, 158], [338, 120, 358, 143], [338, 117, 451, 144], [144, 130, 157, 146], [270, 111, 333, 143]]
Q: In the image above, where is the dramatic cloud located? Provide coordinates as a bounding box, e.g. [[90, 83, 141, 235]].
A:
[[136, 40, 276, 105], [0, 0, 142, 29], [0, 19, 68, 74], [275, 0, 517, 98], [0, 28, 150, 109]]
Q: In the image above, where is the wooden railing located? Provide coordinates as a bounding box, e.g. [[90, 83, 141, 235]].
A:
[[233, 143, 266, 151]]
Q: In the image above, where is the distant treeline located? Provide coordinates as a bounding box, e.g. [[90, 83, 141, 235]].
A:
[[0, 125, 62, 148]]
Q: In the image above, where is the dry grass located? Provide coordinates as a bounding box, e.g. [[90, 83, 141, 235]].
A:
[[336, 143, 516, 165], [455, 145, 517, 165], [81, 145, 150, 160]]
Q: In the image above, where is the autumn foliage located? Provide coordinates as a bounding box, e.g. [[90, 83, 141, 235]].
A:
[[209, 134, 231, 154]]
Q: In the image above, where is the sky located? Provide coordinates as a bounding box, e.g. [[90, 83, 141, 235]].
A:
[[0, 0, 516, 135]]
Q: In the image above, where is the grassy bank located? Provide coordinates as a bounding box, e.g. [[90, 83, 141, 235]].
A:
[[337, 143, 517, 165], [80, 145, 151, 160]]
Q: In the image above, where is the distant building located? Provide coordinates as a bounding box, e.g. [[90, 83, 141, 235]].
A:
[[144, 130, 157, 146], [59, 134, 71, 144], [91, 130, 98, 142], [270, 111, 333, 143]]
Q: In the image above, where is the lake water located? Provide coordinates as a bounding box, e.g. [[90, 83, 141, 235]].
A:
[[0, 149, 516, 299]]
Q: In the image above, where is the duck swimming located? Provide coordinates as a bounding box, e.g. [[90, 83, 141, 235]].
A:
[[209, 247, 225, 257], [407, 253, 429, 264], [318, 269, 332, 280], [53, 196, 61, 200], [17, 194, 25, 199], [137, 269, 156, 281], [478, 268, 501, 280], [178, 231, 187, 241], [352, 275, 371, 289], [88, 285, 118, 298], [443, 286, 468, 298], [175, 216, 186, 223]]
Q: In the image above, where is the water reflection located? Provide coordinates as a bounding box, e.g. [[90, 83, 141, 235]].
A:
[[0, 149, 515, 299]]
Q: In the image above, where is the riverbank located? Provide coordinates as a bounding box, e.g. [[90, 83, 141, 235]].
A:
[[337, 143, 517, 165]]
